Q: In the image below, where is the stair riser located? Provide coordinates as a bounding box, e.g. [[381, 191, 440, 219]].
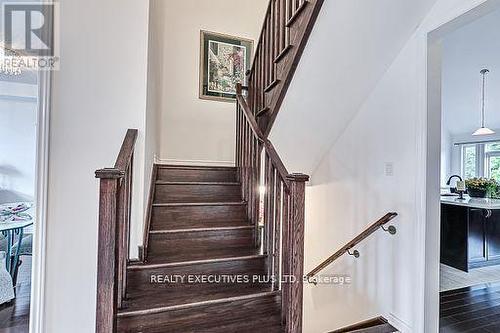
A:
[[117, 294, 282, 333], [148, 229, 255, 257], [151, 205, 247, 230], [157, 167, 237, 183], [127, 258, 266, 292], [154, 184, 241, 203]]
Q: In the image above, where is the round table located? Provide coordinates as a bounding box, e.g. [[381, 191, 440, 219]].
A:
[[0, 220, 33, 277]]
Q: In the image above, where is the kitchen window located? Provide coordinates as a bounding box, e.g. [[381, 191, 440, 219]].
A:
[[461, 142, 500, 181]]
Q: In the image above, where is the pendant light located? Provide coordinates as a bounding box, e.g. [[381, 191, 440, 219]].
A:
[[473, 69, 495, 136]]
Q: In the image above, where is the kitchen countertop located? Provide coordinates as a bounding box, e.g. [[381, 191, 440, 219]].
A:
[[441, 195, 500, 209]]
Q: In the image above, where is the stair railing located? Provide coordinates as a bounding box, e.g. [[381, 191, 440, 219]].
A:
[[236, 84, 308, 333], [305, 212, 399, 282], [95, 129, 138, 333], [247, 0, 325, 135]]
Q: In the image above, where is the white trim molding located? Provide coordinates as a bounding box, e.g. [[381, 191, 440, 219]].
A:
[[156, 158, 235, 167], [29, 67, 51, 333], [387, 313, 412, 333]]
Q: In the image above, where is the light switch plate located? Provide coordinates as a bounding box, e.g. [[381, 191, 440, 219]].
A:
[[385, 162, 394, 176]]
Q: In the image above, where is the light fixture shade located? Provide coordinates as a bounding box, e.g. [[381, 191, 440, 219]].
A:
[[472, 127, 495, 136]]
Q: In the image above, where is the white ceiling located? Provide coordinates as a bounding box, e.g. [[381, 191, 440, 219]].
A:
[[442, 8, 500, 137], [269, 0, 438, 174]]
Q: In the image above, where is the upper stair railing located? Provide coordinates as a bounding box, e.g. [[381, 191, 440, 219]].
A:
[[247, 0, 325, 135], [306, 212, 399, 281], [236, 84, 308, 333], [95, 129, 137, 333]]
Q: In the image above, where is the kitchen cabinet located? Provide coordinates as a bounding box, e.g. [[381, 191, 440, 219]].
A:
[[441, 197, 500, 272]]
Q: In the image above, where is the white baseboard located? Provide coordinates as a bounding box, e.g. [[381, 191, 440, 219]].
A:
[[156, 158, 235, 167], [387, 313, 412, 333]]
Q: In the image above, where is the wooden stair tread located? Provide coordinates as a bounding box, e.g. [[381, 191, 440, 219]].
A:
[[145, 246, 261, 265], [117, 292, 282, 332], [120, 284, 273, 315], [151, 220, 251, 231]]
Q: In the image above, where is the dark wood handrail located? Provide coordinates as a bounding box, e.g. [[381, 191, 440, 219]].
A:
[[96, 129, 138, 179], [95, 129, 138, 333], [306, 213, 398, 279], [236, 84, 290, 189], [236, 83, 308, 333]]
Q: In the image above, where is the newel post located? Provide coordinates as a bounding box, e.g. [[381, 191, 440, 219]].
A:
[[285, 173, 309, 333], [95, 170, 121, 333]]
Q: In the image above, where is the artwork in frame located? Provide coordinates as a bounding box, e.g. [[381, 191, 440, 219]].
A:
[[199, 30, 253, 102]]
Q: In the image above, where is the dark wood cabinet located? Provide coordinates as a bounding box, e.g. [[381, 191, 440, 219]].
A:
[[468, 208, 487, 264], [441, 203, 500, 272], [487, 210, 500, 261]]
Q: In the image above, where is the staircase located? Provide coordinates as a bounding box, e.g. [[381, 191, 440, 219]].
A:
[[116, 165, 283, 332]]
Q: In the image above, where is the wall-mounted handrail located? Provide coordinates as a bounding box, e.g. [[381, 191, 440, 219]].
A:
[[306, 212, 398, 280], [95, 129, 138, 333]]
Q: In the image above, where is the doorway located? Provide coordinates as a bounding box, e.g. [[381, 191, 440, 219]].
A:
[[427, 1, 500, 331]]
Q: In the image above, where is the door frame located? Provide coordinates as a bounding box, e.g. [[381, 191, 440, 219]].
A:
[[424, 0, 500, 331], [28, 4, 54, 330]]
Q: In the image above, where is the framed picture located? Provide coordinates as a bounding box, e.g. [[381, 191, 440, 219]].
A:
[[199, 30, 253, 102]]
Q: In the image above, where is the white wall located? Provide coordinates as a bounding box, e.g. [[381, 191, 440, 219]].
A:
[[442, 9, 500, 137], [441, 8, 500, 183], [269, 0, 498, 332], [0, 82, 37, 204], [153, 0, 268, 166], [44, 0, 149, 332]]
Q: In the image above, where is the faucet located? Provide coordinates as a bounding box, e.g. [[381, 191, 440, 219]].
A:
[[446, 175, 463, 186], [446, 175, 464, 194]]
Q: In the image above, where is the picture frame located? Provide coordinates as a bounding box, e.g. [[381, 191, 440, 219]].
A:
[[199, 30, 254, 102]]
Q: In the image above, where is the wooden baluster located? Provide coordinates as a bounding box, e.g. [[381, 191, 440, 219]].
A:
[[274, 0, 280, 73], [263, 154, 270, 255], [281, 189, 290, 325], [273, 179, 282, 291], [248, 134, 255, 220], [236, 104, 240, 177], [287, 0, 293, 21], [267, 164, 276, 278], [116, 179, 125, 308], [255, 141, 263, 246], [244, 122, 249, 203], [95, 177, 119, 333], [268, 11, 272, 87], [124, 156, 133, 299], [285, 173, 309, 333], [261, 26, 265, 96]]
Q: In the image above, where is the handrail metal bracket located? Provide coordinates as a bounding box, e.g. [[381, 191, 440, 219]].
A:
[[381, 225, 397, 235], [347, 248, 360, 258]]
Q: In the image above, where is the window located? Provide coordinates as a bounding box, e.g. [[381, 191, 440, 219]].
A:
[[463, 145, 478, 179], [461, 141, 500, 181], [486, 143, 500, 182]]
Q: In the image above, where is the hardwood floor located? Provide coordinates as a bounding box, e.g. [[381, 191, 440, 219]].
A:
[[440, 282, 500, 332], [0, 256, 31, 333]]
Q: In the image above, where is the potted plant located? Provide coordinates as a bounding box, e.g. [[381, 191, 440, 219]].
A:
[[465, 178, 498, 198]]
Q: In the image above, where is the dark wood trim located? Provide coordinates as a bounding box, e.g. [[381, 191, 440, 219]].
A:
[[236, 91, 266, 142], [95, 129, 138, 332], [265, 79, 281, 93], [95, 178, 119, 333], [95, 129, 138, 179], [306, 213, 399, 279], [274, 44, 293, 63], [141, 164, 158, 263], [286, 1, 309, 27], [285, 173, 308, 333], [256, 107, 271, 117]]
